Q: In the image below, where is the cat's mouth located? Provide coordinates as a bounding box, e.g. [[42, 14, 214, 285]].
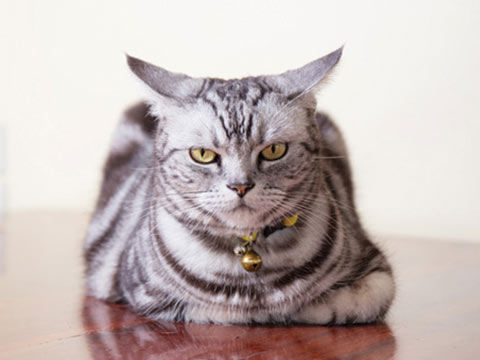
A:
[[233, 202, 253, 211], [223, 198, 255, 213], [216, 197, 293, 233], [217, 200, 265, 231]]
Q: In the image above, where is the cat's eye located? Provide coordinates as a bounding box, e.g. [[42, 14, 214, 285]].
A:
[[190, 148, 218, 164], [260, 143, 287, 161]]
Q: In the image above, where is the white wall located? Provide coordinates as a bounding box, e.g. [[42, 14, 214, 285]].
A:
[[1, 0, 479, 242]]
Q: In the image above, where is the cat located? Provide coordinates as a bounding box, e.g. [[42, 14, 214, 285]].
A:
[[84, 47, 395, 324]]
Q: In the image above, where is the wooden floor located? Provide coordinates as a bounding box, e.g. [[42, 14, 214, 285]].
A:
[[0, 213, 479, 359]]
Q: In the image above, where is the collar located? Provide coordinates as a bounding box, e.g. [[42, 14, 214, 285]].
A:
[[235, 214, 299, 272], [240, 213, 299, 242]]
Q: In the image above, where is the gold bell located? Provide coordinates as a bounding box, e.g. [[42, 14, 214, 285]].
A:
[[241, 250, 262, 272]]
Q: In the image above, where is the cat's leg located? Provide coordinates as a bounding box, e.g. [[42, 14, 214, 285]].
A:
[[292, 270, 395, 324]]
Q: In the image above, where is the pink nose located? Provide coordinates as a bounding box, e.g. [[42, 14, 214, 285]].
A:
[[226, 183, 255, 198]]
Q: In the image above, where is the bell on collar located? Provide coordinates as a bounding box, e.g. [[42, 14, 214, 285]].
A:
[[241, 250, 262, 272]]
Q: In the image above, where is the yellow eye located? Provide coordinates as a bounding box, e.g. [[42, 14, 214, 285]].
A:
[[260, 143, 287, 161], [190, 148, 218, 164]]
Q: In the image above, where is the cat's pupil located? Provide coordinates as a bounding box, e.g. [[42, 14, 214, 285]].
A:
[[200, 148, 205, 157], [271, 145, 276, 153]]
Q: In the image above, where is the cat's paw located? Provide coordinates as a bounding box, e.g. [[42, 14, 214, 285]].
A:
[[292, 270, 395, 325], [291, 302, 335, 324]]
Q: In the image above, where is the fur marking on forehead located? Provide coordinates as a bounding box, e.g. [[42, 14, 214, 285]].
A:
[[196, 79, 278, 141]]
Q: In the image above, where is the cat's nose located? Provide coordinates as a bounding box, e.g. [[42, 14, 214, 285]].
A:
[[226, 183, 255, 198]]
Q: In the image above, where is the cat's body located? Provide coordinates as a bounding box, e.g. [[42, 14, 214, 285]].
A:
[[84, 48, 395, 324]]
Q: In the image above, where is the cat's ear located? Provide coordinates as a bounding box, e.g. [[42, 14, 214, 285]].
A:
[[265, 46, 343, 99], [126, 54, 204, 104]]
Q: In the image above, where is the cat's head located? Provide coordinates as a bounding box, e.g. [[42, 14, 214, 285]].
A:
[[127, 48, 342, 237]]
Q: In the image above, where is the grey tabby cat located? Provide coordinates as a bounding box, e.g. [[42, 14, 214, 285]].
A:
[[84, 47, 395, 324]]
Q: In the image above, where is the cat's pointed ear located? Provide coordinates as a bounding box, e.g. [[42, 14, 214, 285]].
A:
[[265, 46, 343, 99], [126, 54, 204, 103]]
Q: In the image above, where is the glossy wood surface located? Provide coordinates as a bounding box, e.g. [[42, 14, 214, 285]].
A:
[[0, 213, 479, 359]]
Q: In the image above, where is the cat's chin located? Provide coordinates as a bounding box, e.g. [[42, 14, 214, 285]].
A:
[[210, 199, 287, 235], [219, 207, 271, 235]]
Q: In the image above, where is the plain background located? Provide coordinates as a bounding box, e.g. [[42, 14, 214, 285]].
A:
[[1, 0, 479, 242]]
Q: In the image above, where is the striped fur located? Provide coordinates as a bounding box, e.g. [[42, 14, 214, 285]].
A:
[[84, 49, 395, 324]]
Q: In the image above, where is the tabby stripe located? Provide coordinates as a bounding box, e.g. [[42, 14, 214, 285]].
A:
[[284, 227, 347, 312], [85, 206, 124, 265], [157, 182, 224, 235], [323, 170, 339, 202], [158, 195, 235, 253], [326, 311, 337, 325], [152, 218, 262, 300], [86, 179, 150, 299], [195, 79, 208, 97], [140, 224, 215, 305], [201, 96, 218, 116], [85, 171, 141, 247], [131, 103, 157, 134], [111, 193, 152, 298], [139, 298, 186, 321], [157, 168, 226, 224], [160, 201, 228, 238], [188, 230, 233, 253], [330, 247, 382, 291], [246, 113, 254, 138], [273, 201, 338, 288], [85, 172, 148, 264], [157, 148, 181, 164], [218, 115, 231, 139], [352, 246, 382, 278], [96, 143, 140, 210], [304, 119, 321, 154], [251, 81, 268, 106]]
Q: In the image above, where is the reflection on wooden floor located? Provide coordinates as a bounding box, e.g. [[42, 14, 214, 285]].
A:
[[82, 296, 396, 359]]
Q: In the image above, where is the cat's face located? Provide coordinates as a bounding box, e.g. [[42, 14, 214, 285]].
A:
[[154, 82, 321, 234], [127, 47, 342, 236]]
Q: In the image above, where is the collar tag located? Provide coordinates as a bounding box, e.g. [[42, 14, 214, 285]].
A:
[[240, 232, 258, 243], [282, 213, 299, 227]]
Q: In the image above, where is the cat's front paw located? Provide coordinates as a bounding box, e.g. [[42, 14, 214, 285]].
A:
[[291, 270, 395, 325], [291, 302, 335, 324]]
